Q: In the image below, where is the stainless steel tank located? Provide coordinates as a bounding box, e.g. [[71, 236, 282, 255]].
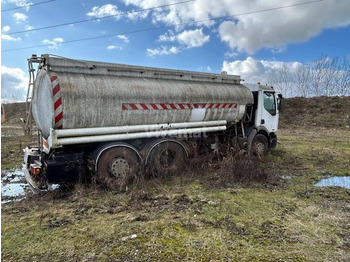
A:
[[32, 55, 254, 138]]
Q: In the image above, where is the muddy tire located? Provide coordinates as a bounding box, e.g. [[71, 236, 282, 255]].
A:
[[147, 142, 186, 177], [96, 147, 139, 191], [251, 134, 268, 157]]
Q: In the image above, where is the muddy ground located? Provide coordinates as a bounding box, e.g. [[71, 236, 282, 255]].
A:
[[1, 97, 350, 261]]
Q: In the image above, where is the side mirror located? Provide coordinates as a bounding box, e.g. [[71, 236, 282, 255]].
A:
[[277, 94, 283, 112]]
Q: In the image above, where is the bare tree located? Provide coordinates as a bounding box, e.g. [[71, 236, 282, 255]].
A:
[[335, 57, 350, 95], [310, 54, 329, 96], [294, 64, 311, 97], [269, 63, 295, 97], [268, 54, 349, 97]]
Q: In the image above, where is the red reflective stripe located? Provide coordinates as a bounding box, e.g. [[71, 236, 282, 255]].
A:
[[50, 76, 57, 82], [151, 103, 159, 110], [54, 97, 62, 110], [57, 125, 63, 129], [140, 103, 148, 110], [120, 102, 234, 110], [55, 112, 63, 123], [52, 84, 60, 96], [130, 104, 138, 110]]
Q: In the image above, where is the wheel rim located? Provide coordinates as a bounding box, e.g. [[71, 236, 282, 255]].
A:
[[254, 142, 266, 156], [110, 157, 130, 179], [159, 149, 176, 168]]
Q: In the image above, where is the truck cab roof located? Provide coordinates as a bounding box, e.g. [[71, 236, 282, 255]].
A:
[[243, 83, 275, 92]]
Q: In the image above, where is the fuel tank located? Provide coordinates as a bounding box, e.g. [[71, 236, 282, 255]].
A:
[[32, 55, 254, 138]]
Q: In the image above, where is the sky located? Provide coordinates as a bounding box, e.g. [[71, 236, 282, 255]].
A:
[[1, 0, 350, 101]]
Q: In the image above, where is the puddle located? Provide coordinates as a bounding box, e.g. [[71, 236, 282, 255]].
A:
[[1, 169, 32, 204], [2, 183, 27, 196], [314, 176, 350, 189], [1, 169, 61, 204]]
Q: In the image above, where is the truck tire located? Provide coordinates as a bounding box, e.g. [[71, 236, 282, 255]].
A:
[[251, 134, 268, 157], [147, 142, 186, 177], [96, 147, 139, 191]]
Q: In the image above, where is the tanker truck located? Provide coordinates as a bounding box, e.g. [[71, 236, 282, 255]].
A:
[[22, 54, 282, 191]]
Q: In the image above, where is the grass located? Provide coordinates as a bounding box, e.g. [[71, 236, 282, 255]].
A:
[[2, 127, 350, 261], [1, 126, 35, 170]]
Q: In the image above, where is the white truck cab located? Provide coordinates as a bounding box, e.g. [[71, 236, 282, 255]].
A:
[[244, 83, 282, 154], [245, 83, 281, 132]]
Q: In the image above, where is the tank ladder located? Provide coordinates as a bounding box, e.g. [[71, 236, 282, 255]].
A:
[[20, 54, 42, 136]]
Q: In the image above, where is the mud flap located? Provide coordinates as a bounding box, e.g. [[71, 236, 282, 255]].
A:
[[247, 129, 258, 152]]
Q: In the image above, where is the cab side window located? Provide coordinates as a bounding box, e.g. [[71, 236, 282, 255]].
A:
[[263, 92, 276, 115]]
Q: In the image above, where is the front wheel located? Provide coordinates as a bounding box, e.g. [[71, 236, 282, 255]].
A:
[[251, 134, 268, 157]]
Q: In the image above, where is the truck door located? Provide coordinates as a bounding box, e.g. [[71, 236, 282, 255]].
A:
[[259, 91, 279, 132]]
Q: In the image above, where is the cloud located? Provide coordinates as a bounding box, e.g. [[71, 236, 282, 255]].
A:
[[2, 26, 11, 32], [123, 0, 218, 28], [146, 46, 180, 57], [156, 28, 209, 53], [117, 35, 129, 43], [42, 37, 64, 49], [222, 57, 301, 85], [86, 3, 149, 22], [122, 0, 350, 54], [224, 51, 239, 59], [158, 31, 176, 42], [107, 45, 122, 50], [218, 1, 350, 54], [126, 10, 149, 21], [25, 25, 34, 30], [87, 4, 121, 19], [1, 66, 28, 101], [13, 12, 28, 22], [2, 0, 32, 12], [177, 28, 209, 48], [1, 34, 22, 41]]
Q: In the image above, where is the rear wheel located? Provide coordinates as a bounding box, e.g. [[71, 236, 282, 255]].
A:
[[97, 147, 139, 191], [251, 134, 268, 157], [147, 142, 186, 177]]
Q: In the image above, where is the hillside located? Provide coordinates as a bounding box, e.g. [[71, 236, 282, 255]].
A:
[[2, 102, 26, 125], [280, 96, 350, 129]]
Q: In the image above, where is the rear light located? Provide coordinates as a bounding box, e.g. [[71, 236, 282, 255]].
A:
[[30, 164, 41, 175]]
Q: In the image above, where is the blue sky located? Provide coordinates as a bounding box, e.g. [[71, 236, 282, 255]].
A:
[[1, 0, 350, 100]]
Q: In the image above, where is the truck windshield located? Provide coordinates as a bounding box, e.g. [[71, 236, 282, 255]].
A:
[[263, 92, 276, 115]]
